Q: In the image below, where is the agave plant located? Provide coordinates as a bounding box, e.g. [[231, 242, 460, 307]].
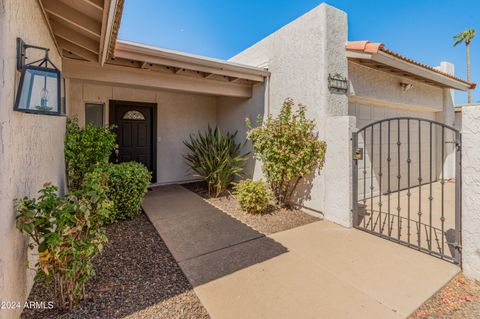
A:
[[184, 126, 248, 197]]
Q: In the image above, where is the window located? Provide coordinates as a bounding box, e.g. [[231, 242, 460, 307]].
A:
[[85, 103, 104, 127], [122, 110, 145, 120]]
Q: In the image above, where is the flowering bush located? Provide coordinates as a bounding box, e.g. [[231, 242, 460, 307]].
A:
[[234, 179, 272, 214], [15, 179, 112, 309], [246, 98, 327, 207]]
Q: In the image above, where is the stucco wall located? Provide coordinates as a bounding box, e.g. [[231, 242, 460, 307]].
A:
[[67, 80, 217, 184], [0, 1, 65, 318], [220, 4, 351, 225], [349, 62, 444, 112], [461, 105, 480, 279]]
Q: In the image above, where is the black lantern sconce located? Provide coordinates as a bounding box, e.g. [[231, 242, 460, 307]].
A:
[[15, 38, 62, 115], [328, 73, 348, 93]]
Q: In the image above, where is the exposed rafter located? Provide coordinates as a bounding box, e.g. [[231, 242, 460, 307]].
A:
[[39, 0, 123, 63]]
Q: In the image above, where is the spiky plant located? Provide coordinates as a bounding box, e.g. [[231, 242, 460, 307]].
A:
[[184, 126, 248, 197]]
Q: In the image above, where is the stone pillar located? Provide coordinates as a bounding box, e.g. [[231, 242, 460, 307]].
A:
[[461, 105, 480, 279]]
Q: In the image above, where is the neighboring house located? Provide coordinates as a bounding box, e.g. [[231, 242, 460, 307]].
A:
[[0, 2, 475, 318]]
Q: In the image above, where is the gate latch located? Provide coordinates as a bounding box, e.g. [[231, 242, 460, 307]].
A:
[[354, 148, 363, 160]]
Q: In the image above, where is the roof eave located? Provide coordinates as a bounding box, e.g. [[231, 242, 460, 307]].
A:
[[346, 50, 474, 91], [113, 40, 270, 82]]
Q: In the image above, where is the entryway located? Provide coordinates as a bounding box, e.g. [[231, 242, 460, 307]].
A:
[[352, 117, 462, 264], [142, 185, 459, 318], [109, 100, 157, 182]]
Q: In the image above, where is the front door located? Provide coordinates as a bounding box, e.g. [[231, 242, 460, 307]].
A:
[[109, 100, 157, 182]]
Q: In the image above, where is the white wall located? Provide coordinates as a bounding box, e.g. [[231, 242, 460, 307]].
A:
[[68, 80, 217, 184], [349, 62, 444, 112], [461, 105, 480, 278], [219, 4, 351, 225], [0, 2, 66, 318]]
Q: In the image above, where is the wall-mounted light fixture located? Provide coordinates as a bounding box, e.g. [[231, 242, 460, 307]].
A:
[[400, 81, 414, 92], [328, 73, 348, 93], [15, 38, 62, 115]]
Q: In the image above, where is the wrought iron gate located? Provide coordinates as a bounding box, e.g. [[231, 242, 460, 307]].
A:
[[352, 117, 462, 264]]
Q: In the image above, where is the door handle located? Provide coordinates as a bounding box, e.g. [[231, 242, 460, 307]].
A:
[[114, 144, 120, 163]]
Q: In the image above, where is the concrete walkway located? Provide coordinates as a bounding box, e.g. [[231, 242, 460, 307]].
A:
[[143, 185, 459, 319]]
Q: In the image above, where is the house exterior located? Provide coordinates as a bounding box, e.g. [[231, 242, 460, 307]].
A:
[[0, 2, 475, 318]]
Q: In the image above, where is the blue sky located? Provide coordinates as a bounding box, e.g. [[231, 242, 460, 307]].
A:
[[119, 0, 480, 104]]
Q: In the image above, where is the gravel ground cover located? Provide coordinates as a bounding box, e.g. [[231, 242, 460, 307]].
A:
[[183, 181, 320, 235], [21, 213, 210, 319], [410, 274, 480, 319]]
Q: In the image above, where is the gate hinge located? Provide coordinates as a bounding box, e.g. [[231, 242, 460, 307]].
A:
[[447, 241, 462, 250]]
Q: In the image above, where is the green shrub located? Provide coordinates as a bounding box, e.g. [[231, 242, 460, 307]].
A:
[[234, 179, 272, 214], [184, 126, 248, 197], [65, 117, 116, 191], [246, 98, 327, 207], [97, 162, 151, 221], [15, 182, 111, 309]]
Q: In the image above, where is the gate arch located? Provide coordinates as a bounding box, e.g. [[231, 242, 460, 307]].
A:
[[352, 117, 461, 264]]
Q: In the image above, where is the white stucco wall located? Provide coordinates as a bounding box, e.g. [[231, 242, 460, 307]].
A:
[[218, 4, 351, 225], [461, 105, 480, 279], [0, 1, 66, 318], [349, 62, 444, 112], [67, 80, 217, 184]]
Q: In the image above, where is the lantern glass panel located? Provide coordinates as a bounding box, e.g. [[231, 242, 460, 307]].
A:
[[16, 66, 61, 114]]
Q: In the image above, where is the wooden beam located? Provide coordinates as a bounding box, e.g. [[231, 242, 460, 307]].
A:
[[79, 0, 104, 12], [43, 0, 102, 39], [115, 45, 267, 82], [51, 20, 99, 53], [63, 59, 253, 98], [204, 73, 215, 79], [99, 0, 117, 65], [57, 38, 98, 62], [58, 0, 103, 20]]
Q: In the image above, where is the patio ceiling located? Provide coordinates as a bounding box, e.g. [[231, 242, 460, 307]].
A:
[[38, 0, 123, 65], [63, 40, 270, 98]]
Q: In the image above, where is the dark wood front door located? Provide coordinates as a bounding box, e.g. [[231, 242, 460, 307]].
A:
[[109, 100, 157, 182]]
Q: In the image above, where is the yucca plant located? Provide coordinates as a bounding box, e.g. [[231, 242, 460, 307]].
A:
[[184, 126, 248, 197]]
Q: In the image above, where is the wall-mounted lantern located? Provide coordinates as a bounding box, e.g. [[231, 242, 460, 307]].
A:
[[328, 73, 348, 93], [15, 38, 62, 115]]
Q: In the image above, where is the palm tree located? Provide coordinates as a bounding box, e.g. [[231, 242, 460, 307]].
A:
[[453, 29, 476, 103]]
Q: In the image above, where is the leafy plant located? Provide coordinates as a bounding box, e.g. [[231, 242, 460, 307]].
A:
[[65, 117, 116, 191], [234, 179, 272, 214], [184, 126, 248, 197], [15, 182, 112, 309], [95, 162, 151, 222], [246, 98, 327, 207]]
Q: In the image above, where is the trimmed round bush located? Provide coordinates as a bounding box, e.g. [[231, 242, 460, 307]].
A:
[[101, 162, 151, 221], [233, 179, 272, 214]]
